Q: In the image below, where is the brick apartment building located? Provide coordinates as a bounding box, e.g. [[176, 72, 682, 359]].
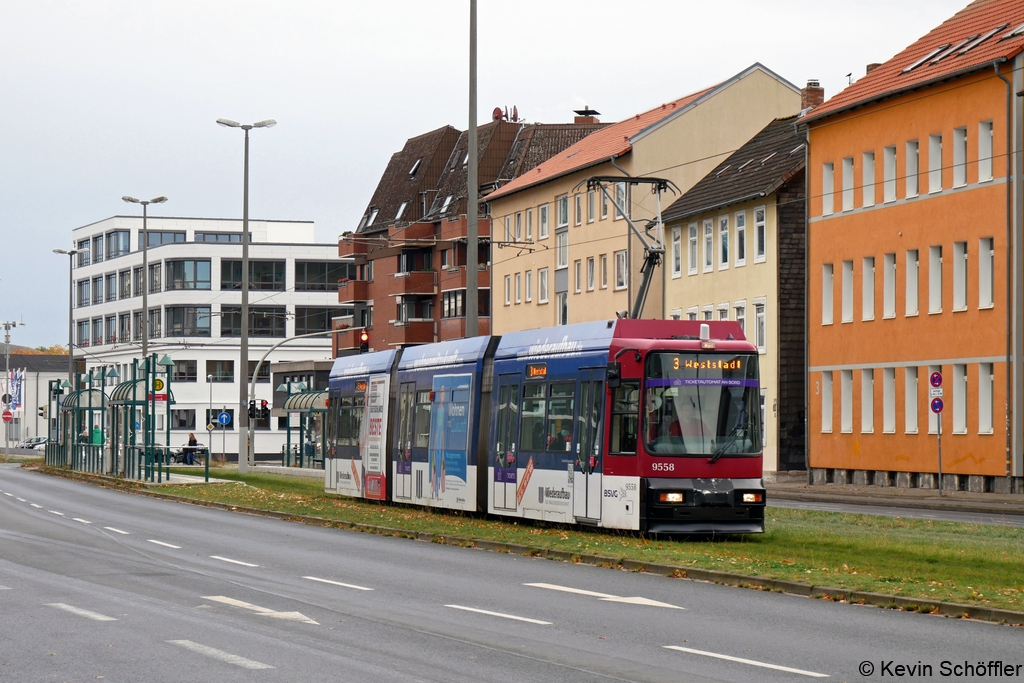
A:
[[334, 112, 608, 353]]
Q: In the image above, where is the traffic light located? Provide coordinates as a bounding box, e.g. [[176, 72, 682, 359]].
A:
[[38, 405, 47, 419], [260, 400, 269, 420], [359, 330, 369, 353], [247, 400, 256, 419]]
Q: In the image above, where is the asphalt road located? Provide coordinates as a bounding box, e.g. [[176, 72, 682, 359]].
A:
[[0, 463, 1021, 683], [768, 498, 1024, 527]]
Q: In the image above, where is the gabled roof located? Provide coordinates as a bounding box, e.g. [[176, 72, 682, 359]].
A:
[[357, 125, 460, 235], [662, 116, 805, 222], [425, 120, 517, 219], [485, 63, 798, 202], [496, 122, 610, 183], [806, 0, 1024, 123]]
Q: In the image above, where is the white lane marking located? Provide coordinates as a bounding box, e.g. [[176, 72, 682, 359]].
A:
[[0, 585, 9, 590], [166, 640, 273, 670], [210, 555, 258, 567], [445, 604, 551, 625], [303, 576, 373, 591], [104, 527, 129, 535], [46, 603, 118, 622], [148, 540, 182, 549], [664, 646, 829, 678], [73, 518, 91, 525], [48, 511, 65, 516], [524, 582, 682, 609], [524, 582, 616, 598], [3, 492, 12, 496], [202, 596, 318, 624], [16, 498, 26, 502], [29, 503, 41, 508]]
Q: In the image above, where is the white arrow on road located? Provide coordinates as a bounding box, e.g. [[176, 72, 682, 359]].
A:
[[524, 583, 683, 609], [202, 595, 319, 624]]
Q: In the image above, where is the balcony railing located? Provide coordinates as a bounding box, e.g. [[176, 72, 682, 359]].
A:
[[337, 279, 369, 303], [338, 238, 369, 260], [393, 270, 436, 295]]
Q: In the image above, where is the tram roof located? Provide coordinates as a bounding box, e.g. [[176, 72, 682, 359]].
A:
[[397, 336, 491, 371], [494, 320, 616, 361], [329, 349, 398, 379]]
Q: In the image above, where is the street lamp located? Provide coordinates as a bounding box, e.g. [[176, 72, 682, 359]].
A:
[[217, 117, 276, 473], [121, 195, 168, 359], [52, 247, 89, 389]]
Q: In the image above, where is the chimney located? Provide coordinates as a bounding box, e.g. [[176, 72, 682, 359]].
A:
[[801, 79, 825, 110], [573, 106, 600, 124], [866, 62, 882, 74]]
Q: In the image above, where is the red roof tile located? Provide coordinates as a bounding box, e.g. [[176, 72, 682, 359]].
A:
[[807, 0, 1024, 123], [486, 84, 717, 201]]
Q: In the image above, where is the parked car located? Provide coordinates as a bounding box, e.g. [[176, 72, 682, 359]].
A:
[[16, 436, 47, 450], [170, 442, 206, 464]]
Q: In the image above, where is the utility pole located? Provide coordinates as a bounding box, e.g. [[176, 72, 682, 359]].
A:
[[465, 0, 479, 337]]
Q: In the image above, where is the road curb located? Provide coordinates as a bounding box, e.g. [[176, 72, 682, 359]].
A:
[[767, 489, 1024, 517], [32, 466, 1024, 627]]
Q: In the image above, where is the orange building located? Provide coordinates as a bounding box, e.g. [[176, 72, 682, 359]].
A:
[[805, 0, 1024, 492]]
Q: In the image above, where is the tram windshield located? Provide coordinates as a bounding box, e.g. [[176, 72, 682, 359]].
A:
[[644, 352, 761, 456]]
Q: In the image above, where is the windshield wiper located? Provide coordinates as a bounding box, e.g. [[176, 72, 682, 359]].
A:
[[708, 424, 743, 464]]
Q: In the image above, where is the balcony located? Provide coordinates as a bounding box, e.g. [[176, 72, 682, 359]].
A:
[[439, 265, 490, 292], [389, 319, 435, 346], [392, 270, 436, 296], [439, 216, 491, 243], [439, 316, 490, 340], [337, 279, 369, 303], [389, 221, 434, 246], [338, 237, 369, 261]]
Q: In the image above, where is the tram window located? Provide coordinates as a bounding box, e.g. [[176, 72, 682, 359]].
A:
[[546, 382, 575, 452], [414, 390, 432, 448], [337, 397, 355, 445], [610, 381, 640, 455], [520, 383, 547, 451]]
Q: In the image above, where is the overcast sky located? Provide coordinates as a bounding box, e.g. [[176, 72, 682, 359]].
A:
[[1, 0, 967, 347]]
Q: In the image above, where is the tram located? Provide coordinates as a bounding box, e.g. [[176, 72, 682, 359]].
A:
[[325, 319, 766, 533]]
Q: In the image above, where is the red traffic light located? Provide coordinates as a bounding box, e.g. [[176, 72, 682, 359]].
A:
[[359, 331, 369, 343]]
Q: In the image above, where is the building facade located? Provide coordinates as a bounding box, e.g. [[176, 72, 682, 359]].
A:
[[336, 115, 607, 353], [70, 215, 351, 457], [661, 115, 810, 474], [485, 64, 802, 334], [805, 0, 1024, 490]]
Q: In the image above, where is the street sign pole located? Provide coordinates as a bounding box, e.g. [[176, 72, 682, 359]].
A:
[[930, 370, 944, 496]]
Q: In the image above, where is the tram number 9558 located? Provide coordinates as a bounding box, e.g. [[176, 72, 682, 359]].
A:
[[651, 462, 675, 472]]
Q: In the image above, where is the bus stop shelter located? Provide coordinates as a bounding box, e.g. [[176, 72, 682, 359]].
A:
[[282, 390, 328, 468], [60, 388, 108, 473]]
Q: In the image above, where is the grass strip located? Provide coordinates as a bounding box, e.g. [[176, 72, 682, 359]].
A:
[[137, 467, 1024, 615]]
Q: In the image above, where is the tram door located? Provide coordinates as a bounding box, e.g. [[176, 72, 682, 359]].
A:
[[573, 369, 604, 522], [493, 374, 520, 510], [394, 382, 416, 500]]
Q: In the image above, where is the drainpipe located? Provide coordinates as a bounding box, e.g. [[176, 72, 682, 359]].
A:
[[995, 61, 1013, 480]]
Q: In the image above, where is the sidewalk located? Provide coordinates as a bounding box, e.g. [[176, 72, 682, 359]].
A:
[[767, 475, 1024, 517]]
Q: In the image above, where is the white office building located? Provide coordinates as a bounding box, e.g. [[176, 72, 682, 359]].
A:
[[69, 215, 351, 458]]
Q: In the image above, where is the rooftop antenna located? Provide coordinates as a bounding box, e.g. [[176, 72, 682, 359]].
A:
[[846, 72, 853, 85]]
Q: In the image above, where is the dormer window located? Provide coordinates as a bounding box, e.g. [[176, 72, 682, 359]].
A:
[[366, 208, 379, 227], [409, 158, 422, 177], [440, 195, 453, 214], [395, 202, 408, 220], [463, 152, 470, 166]]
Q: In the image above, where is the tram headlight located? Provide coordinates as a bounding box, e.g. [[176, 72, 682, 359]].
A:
[[741, 492, 763, 504], [658, 492, 684, 503]]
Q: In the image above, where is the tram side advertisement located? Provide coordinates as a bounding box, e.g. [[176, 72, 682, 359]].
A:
[[363, 375, 389, 500], [424, 374, 475, 511]]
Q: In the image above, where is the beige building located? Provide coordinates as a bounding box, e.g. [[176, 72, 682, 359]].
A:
[[486, 64, 801, 333], [661, 115, 811, 474]]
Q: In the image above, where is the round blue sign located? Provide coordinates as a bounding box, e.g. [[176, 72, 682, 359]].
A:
[[217, 411, 232, 426], [930, 371, 943, 388], [930, 397, 944, 414]]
